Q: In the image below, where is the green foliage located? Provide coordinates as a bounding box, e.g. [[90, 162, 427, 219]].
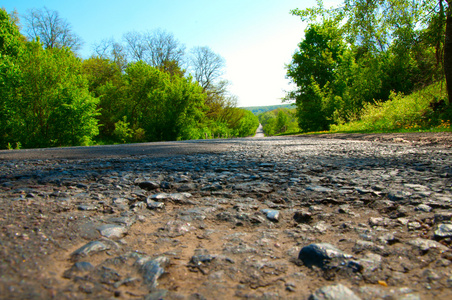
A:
[[122, 61, 207, 141], [233, 109, 259, 137], [0, 9, 24, 148], [330, 81, 450, 132], [0, 9, 263, 149], [15, 44, 99, 147], [287, 0, 448, 133], [1, 10, 99, 149], [242, 104, 295, 115], [114, 116, 133, 143], [286, 19, 346, 131], [259, 108, 299, 136]]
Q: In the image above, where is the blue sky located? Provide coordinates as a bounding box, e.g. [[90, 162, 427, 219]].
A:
[[2, 0, 320, 107]]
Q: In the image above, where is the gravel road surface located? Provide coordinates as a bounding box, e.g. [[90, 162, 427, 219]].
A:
[[0, 132, 451, 299]]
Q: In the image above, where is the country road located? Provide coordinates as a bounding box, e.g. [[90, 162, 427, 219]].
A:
[[253, 123, 265, 138], [0, 132, 451, 299]]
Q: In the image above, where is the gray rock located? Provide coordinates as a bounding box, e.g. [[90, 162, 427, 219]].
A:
[[71, 240, 110, 260], [135, 256, 170, 289], [434, 223, 452, 239], [261, 209, 279, 222], [415, 204, 432, 212], [434, 211, 452, 223], [407, 238, 448, 252], [309, 284, 361, 300], [145, 289, 168, 300], [306, 186, 334, 193], [78, 204, 98, 211], [147, 201, 165, 209], [388, 190, 412, 201], [97, 224, 128, 239]]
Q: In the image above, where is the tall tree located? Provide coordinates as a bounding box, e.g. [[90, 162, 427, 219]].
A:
[[190, 46, 225, 90], [286, 19, 346, 131], [92, 38, 128, 70], [444, 0, 452, 103], [15, 43, 99, 147], [145, 29, 185, 68], [123, 31, 147, 61], [0, 8, 24, 148], [23, 7, 83, 51]]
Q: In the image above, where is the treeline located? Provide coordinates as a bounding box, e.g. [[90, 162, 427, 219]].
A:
[[286, 0, 450, 132], [0, 8, 258, 149], [243, 104, 295, 116], [258, 108, 299, 136]]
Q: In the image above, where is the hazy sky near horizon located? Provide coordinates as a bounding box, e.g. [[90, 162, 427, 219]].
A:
[[2, 0, 321, 107]]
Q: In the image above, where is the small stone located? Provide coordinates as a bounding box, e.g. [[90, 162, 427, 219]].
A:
[[434, 211, 452, 224], [293, 211, 313, 224], [407, 238, 448, 252], [190, 254, 216, 266], [135, 256, 170, 289], [388, 190, 412, 201], [309, 284, 361, 300], [415, 204, 432, 212], [97, 224, 128, 239], [306, 186, 334, 193], [138, 181, 160, 191], [434, 224, 452, 239], [147, 201, 165, 209], [262, 209, 279, 222], [407, 221, 422, 231], [298, 243, 352, 268], [71, 240, 110, 260], [78, 204, 98, 211]]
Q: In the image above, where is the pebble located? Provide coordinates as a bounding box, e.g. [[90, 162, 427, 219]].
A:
[[71, 240, 110, 260], [298, 243, 353, 268], [310, 284, 361, 300], [97, 224, 128, 239], [434, 224, 452, 239]]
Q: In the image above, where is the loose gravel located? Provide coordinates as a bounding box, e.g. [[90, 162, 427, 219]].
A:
[[0, 134, 451, 299]]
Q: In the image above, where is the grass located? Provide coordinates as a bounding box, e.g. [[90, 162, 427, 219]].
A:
[[328, 80, 451, 134]]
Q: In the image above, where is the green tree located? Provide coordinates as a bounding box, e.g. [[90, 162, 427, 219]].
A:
[[286, 19, 346, 131], [288, 0, 448, 131], [15, 43, 99, 147], [124, 61, 206, 141], [82, 57, 125, 139], [0, 9, 24, 148], [276, 110, 289, 133]]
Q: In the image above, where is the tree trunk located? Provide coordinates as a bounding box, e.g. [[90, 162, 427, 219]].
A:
[[445, 1, 452, 104]]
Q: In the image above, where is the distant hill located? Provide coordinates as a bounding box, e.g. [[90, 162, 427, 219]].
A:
[[241, 103, 296, 116]]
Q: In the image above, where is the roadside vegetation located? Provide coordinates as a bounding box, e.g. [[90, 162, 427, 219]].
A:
[[258, 108, 299, 136], [0, 8, 258, 150], [284, 0, 451, 135]]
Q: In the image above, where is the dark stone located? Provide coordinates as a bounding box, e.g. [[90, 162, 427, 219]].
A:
[[293, 211, 313, 224], [138, 181, 160, 191], [298, 243, 352, 268]]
